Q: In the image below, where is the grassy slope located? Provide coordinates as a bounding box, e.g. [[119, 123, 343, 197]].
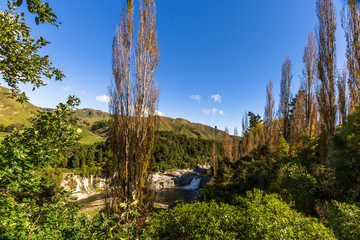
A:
[[0, 87, 105, 143], [157, 116, 224, 140], [74, 108, 110, 127], [79, 128, 105, 145], [0, 86, 41, 126]]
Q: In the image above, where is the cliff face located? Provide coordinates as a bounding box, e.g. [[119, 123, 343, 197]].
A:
[[61, 173, 106, 200]]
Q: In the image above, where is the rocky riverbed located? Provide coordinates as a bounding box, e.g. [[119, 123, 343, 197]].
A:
[[61, 165, 212, 200], [61, 165, 212, 211]]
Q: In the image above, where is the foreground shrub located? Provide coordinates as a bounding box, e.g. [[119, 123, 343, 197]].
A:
[[147, 189, 335, 239], [235, 189, 335, 239], [146, 200, 242, 239], [317, 200, 360, 240]]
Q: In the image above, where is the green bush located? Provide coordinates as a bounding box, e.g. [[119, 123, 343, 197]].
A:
[[146, 200, 242, 239], [234, 189, 335, 239], [270, 163, 317, 215], [146, 189, 335, 239], [317, 200, 360, 240]]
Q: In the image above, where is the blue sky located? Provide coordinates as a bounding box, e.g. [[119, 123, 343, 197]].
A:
[[1, 0, 347, 132]]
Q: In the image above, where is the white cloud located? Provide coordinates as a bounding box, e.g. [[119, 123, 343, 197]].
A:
[[62, 86, 71, 91], [202, 107, 217, 116], [96, 94, 110, 103], [202, 107, 224, 116], [211, 94, 222, 103], [155, 110, 164, 116], [190, 94, 201, 103]]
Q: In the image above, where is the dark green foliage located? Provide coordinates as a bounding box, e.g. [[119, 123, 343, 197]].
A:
[[247, 111, 262, 129], [65, 141, 111, 170], [216, 157, 235, 183], [60, 130, 217, 174], [317, 200, 360, 240], [197, 183, 242, 204], [91, 120, 110, 132], [270, 163, 317, 215], [152, 131, 221, 172], [147, 189, 335, 239], [0, 96, 80, 196], [0, 97, 83, 238], [332, 105, 360, 201]]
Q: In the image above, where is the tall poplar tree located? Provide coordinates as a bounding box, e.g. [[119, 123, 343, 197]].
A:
[[302, 31, 318, 138], [337, 68, 348, 126], [279, 57, 292, 141], [316, 0, 337, 135], [107, 0, 160, 210], [264, 79, 275, 151], [342, 0, 360, 112]]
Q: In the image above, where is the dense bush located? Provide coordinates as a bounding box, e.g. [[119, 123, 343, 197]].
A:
[[270, 163, 317, 215], [332, 105, 360, 202], [91, 120, 110, 132], [152, 131, 221, 172], [317, 200, 360, 240], [147, 189, 335, 240]]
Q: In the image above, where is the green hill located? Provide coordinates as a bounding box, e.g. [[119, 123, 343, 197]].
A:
[[0, 86, 225, 141], [0, 86, 41, 126], [156, 116, 224, 140], [73, 108, 110, 128]]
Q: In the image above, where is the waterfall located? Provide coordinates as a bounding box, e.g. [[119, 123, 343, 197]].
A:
[[183, 176, 201, 190]]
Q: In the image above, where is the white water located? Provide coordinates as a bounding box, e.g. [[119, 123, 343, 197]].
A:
[[183, 176, 201, 190]]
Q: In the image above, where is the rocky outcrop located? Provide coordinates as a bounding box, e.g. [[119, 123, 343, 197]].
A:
[[61, 173, 106, 200], [151, 173, 176, 190], [151, 165, 212, 190], [174, 172, 197, 186], [199, 175, 212, 188]]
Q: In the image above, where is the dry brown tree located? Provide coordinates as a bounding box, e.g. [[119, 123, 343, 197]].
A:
[[232, 127, 240, 162], [240, 112, 249, 156], [278, 57, 292, 141], [342, 0, 360, 112], [264, 79, 275, 152], [316, 0, 337, 136], [337, 68, 348, 126], [211, 142, 218, 177], [222, 127, 233, 162], [289, 90, 306, 148], [107, 0, 160, 211], [302, 31, 318, 138]]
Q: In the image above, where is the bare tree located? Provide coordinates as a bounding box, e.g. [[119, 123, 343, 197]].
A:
[[342, 0, 360, 112], [316, 0, 337, 135], [240, 112, 249, 156], [222, 127, 233, 162], [107, 0, 160, 211], [278, 57, 292, 141], [337, 68, 348, 125], [289, 90, 306, 147], [211, 142, 218, 176], [264, 79, 275, 151], [302, 31, 318, 138], [232, 127, 240, 161]]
